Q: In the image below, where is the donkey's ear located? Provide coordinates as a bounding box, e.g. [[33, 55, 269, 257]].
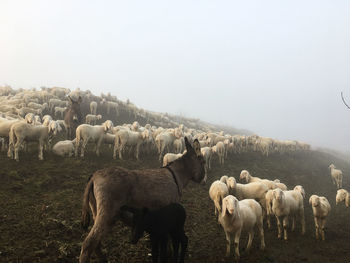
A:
[[192, 139, 202, 157], [184, 137, 194, 153]]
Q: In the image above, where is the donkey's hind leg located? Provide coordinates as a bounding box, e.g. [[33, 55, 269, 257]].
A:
[[79, 213, 113, 263]]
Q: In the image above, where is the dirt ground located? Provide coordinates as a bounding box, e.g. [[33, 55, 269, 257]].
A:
[[0, 146, 349, 263]]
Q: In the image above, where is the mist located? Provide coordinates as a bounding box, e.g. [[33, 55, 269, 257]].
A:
[[1, 0, 350, 152]]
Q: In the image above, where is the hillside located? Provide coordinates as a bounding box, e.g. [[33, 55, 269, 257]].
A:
[[0, 146, 349, 262]]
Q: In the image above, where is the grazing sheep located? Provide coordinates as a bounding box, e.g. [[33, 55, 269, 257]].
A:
[[52, 140, 76, 157], [163, 153, 183, 167], [309, 195, 331, 240], [113, 129, 150, 160], [8, 120, 59, 161], [75, 120, 114, 158], [219, 195, 265, 261], [329, 164, 343, 189], [220, 175, 229, 184], [240, 170, 277, 190], [123, 203, 188, 263], [85, 114, 102, 125], [271, 188, 305, 240], [90, 101, 97, 115], [209, 180, 229, 219], [336, 189, 350, 207]]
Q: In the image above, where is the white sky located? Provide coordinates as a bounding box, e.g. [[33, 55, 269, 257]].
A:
[[1, 0, 350, 152]]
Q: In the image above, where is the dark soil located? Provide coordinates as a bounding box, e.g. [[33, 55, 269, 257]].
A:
[[0, 147, 349, 263]]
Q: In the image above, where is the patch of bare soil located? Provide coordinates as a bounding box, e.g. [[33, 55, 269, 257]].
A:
[[0, 148, 349, 263]]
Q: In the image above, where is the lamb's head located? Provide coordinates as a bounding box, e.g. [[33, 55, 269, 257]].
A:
[[274, 179, 281, 183], [25, 113, 35, 124], [222, 195, 239, 217], [100, 98, 106, 105], [329, 164, 335, 170], [272, 188, 284, 202], [293, 185, 306, 199], [309, 195, 320, 207], [97, 114, 102, 120], [103, 120, 114, 132], [336, 189, 349, 207], [48, 120, 59, 136], [141, 129, 150, 140], [239, 170, 250, 183], [226, 177, 236, 191]]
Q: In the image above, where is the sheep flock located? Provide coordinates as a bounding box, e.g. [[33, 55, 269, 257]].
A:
[[0, 85, 349, 262]]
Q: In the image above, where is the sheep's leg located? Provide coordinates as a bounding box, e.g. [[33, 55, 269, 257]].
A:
[[14, 138, 24, 162], [283, 217, 288, 240], [118, 143, 124, 160], [38, 141, 44, 160], [81, 138, 89, 158], [96, 139, 102, 157], [224, 232, 232, 258], [113, 142, 118, 159], [276, 216, 282, 239], [233, 231, 241, 261], [75, 138, 80, 157], [291, 216, 296, 231], [246, 230, 254, 251], [320, 218, 326, 241], [313, 217, 319, 240], [258, 215, 266, 250], [135, 144, 140, 160], [300, 208, 305, 235]]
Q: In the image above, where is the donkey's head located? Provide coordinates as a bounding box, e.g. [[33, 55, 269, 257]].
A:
[[67, 96, 82, 123], [182, 137, 205, 183]]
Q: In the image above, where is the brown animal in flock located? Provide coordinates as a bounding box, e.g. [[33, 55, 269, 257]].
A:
[[79, 137, 205, 263], [64, 96, 82, 139]]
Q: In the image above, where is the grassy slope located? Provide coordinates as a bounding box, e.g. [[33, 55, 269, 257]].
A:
[[0, 147, 349, 263]]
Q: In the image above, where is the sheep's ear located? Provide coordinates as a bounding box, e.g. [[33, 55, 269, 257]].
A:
[[309, 196, 312, 205], [103, 122, 108, 132], [222, 198, 227, 217]]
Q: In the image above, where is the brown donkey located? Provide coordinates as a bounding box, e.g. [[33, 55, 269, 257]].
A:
[[79, 137, 205, 263], [64, 96, 82, 139]]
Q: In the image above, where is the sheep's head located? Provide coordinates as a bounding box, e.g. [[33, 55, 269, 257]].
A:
[[25, 113, 35, 124], [293, 185, 306, 199], [48, 120, 58, 136], [329, 164, 335, 170], [274, 179, 281, 183], [336, 189, 349, 207], [226, 177, 236, 191], [222, 195, 239, 217], [97, 114, 102, 120], [273, 188, 284, 202], [103, 120, 114, 132], [220, 175, 228, 184], [309, 195, 320, 207], [239, 170, 250, 183]]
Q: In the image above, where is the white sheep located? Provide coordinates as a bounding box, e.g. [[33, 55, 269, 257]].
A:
[[54, 106, 67, 119], [100, 99, 119, 116], [219, 195, 265, 260], [162, 153, 183, 167], [8, 120, 59, 161], [226, 177, 268, 209], [239, 170, 277, 190], [155, 130, 180, 162], [201, 146, 213, 171], [271, 188, 305, 240], [52, 140, 76, 157], [336, 189, 350, 207], [90, 101, 98, 115], [212, 141, 225, 165], [309, 195, 331, 240], [209, 180, 229, 218], [113, 129, 150, 160], [85, 114, 102, 125], [329, 164, 343, 189], [274, 179, 288, 191], [75, 120, 114, 158], [293, 185, 306, 199]]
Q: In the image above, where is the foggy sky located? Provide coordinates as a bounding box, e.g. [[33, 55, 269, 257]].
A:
[[1, 1, 350, 152]]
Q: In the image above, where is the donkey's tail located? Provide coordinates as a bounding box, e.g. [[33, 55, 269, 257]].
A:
[[81, 175, 94, 230]]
